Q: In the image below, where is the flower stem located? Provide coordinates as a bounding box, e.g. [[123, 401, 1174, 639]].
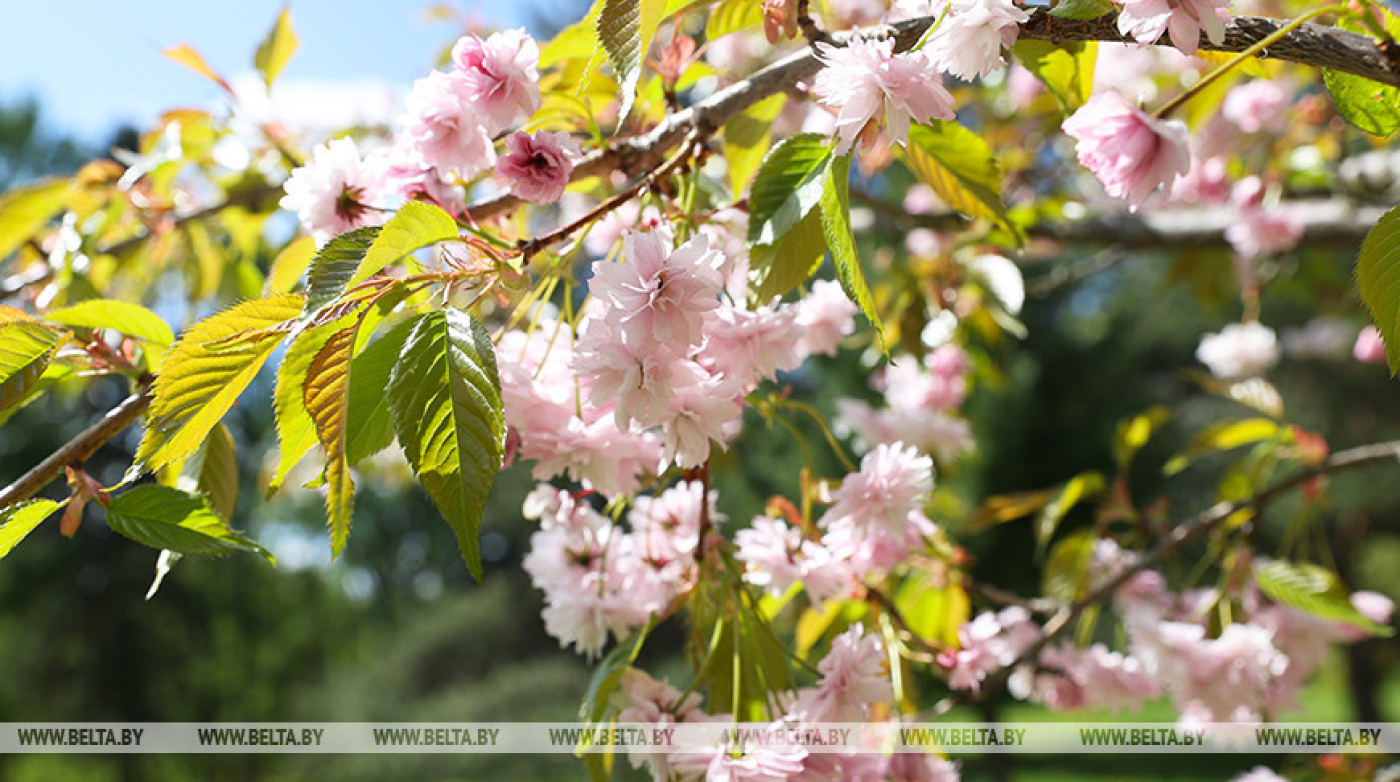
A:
[[1153, 5, 1351, 120]]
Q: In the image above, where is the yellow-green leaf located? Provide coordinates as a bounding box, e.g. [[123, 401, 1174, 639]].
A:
[[163, 44, 233, 94], [597, 0, 666, 122], [345, 201, 459, 291], [723, 92, 786, 198], [135, 293, 303, 475], [269, 317, 358, 495], [44, 299, 175, 346], [0, 322, 63, 412], [347, 317, 416, 465], [902, 121, 1018, 240], [105, 485, 270, 560], [1357, 204, 1400, 374], [0, 499, 62, 559], [265, 235, 317, 295], [1164, 417, 1281, 476], [821, 152, 883, 344], [172, 422, 240, 522], [1035, 471, 1105, 558], [706, 0, 764, 39], [305, 324, 358, 557], [1256, 559, 1394, 637], [0, 177, 75, 260], [253, 5, 299, 88], [1011, 40, 1096, 114]]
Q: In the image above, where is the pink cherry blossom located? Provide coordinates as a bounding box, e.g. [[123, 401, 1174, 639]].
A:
[[280, 137, 387, 243], [943, 607, 1040, 691], [1195, 322, 1279, 379], [835, 398, 975, 463], [1063, 91, 1191, 210], [497, 130, 579, 204], [612, 669, 706, 780], [1011, 643, 1159, 712], [788, 626, 892, 721], [1225, 177, 1303, 260], [1222, 78, 1290, 133], [1117, 0, 1232, 57], [662, 376, 745, 468], [796, 280, 858, 358], [699, 300, 805, 390], [670, 734, 808, 782], [924, 0, 1030, 81], [630, 481, 721, 569], [399, 70, 497, 179], [450, 29, 541, 134], [813, 37, 956, 155], [574, 318, 708, 430], [589, 230, 724, 351], [1354, 324, 1387, 364]]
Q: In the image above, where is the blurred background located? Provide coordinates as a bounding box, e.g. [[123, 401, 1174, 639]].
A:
[[0, 2, 1397, 781]]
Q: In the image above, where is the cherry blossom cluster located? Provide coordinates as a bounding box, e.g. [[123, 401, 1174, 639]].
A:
[[944, 540, 1396, 724], [611, 627, 961, 781], [837, 344, 975, 463], [280, 29, 577, 243]]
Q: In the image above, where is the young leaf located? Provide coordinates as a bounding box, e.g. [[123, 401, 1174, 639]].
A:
[[0, 499, 62, 560], [1356, 204, 1400, 373], [1035, 471, 1105, 558], [106, 485, 270, 560], [0, 177, 75, 260], [253, 5, 298, 88], [749, 210, 826, 302], [722, 92, 786, 199], [1323, 10, 1400, 137], [171, 423, 240, 522], [345, 201, 460, 290], [305, 324, 359, 557], [1042, 528, 1096, 602], [134, 294, 303, 475], [347, 318, 417, 465], [264, 235, 317, 295], [304, 226, 380, 315], [163, 44, 234, 94], [388, 309, 506, 579], [902, 121, 1018, 240], [1164, 417, 1281, 475], [597, 0, 666, 122], [747, 133, 832, 245], [1011, 40, 1097, 114], [44, 299, 175, 346], [0, 322, 63, 412], [1255, 560, 1394, 637], [269, 320, 346, 495], [706, 0, 764, 40], [820, 152, 884, 341]]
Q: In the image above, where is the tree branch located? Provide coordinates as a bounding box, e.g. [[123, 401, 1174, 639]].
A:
[[0, 389, 151, 510], [931, 438, 1400, 714], [466, 12, 1397, 225]]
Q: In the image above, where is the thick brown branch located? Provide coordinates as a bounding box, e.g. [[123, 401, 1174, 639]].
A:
[[935, 439, 1400, 713], [0, 389, 152, 510]]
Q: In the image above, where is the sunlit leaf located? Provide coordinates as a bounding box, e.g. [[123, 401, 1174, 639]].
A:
[[597, 0, 667, 122], [902, 121, 1018, 240], [1324, 10, 1400, 137], [1035, 471, 1105, 558], [0, 177, 75, 261], [304, 226, 380, 315], [305, 324, 359, 556], [265, 235, 317, 295], [44, 299, 175, 346], [1164, 417, 1281, 475], [388, 309, 505, 579], [163, 44, 234, 94], [1357, 204, 1400, 373], [821, 153, 884, 343], [1049, 0, 1113, 20], [0, 322, 63, 412], [105, 485, 271, 560], [0, 499, 62, 560], [1011, 40, 1096, 114], [345, 201, 459, 290], [1256, 559, 1394, 637], [347, 317, 416, 465], [254, 5, 299, 88], [706, 0, 764, 39], [173, 423, 240, 522], [723, 92, 786, 198]]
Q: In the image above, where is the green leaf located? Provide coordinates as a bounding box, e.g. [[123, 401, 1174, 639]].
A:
[[305, 324, 359, 557], [265, 235, 317, 295], [1011, 40, 1096, 114], [597, 0, 666, 122], [345, 201, 459, 291], [105, 485, 271, 560], [135, 294, 303, 474], [304, 226, 380, 315], [580, 621, 652, 722], [253, 5, 298, 88], [749, 210, 826, 302], [347, 318, 416, 465], [1324, 10, 1400, 137], [1035, 471, 1105, 558], [1049, 0, 1114, 20], [175, 423, 239, 521], [0, 362, 74, 427], [388, 309, 506, 580], [1256, 560, 1394, 637], [895, 571, 969, 647], [1357, 204, 1400, 374], [1164, 417, 1281, 475], [1113, 406, 1171, 471], [0, 499, 61, 560], [1042, 528, 1096, 602], [902, 121, 1018, 240], [0, 322, 63, 411], [269, 320, 344, 495], [747, 133, 832, 246], [706, 0, 764, 39], [0, 177, 75, 260], [44, 299, 175, 346], [723, 92, 786, 199], [821, 152, 884, 342]]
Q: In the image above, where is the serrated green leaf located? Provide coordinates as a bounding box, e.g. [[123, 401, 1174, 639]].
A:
[[253, 5, 298, 88], [1164, 417, 1281, 475], [1049, 0, 1113, 20], [265, 235, 317, 295], [173, 423, 239, 522], [347, 318, 416, 465], [1011, 40, 1096, 114], [135, 294, 303, 474], [706, 0, 764, 39], [821, 152, 884, 343], [723, 92, 786, 199], [0, 322, 63, 412], [388, 309, 505, 580], [0, 499, 62, 559], [1357, 204, 1400, 374], [0, 177, 75, 260], [902, 121, 1018, 240], [1324, 10, 1400, 137], [304, 226, 380, 315], [0, 362, 74, 427], [270, 320, 344, 495], [749, 210, 825, 302], [1256, 560, 1394, 637], [305, 324, 359, 557], [345, 201, 459, 291], [44, 299, 175, 346], [748, 133, 832, 245], [105, 485, 270, 560], [597, 0, 666, 122]]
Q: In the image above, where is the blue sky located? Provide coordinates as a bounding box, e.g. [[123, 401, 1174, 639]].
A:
[[0, 1, 546, 143]]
